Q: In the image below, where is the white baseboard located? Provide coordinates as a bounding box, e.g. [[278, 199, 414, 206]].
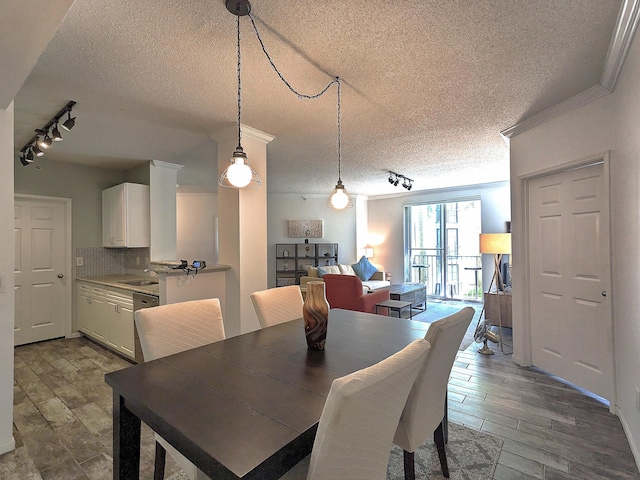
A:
[[68, 332, 81, 339], [616, 407, 640, 473], [0, 436, 16, 456]]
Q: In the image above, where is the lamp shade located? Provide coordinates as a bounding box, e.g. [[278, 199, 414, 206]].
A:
[[479, 233, 511, 254]]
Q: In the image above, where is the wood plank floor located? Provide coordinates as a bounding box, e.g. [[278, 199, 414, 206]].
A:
[[2, 325, 639, 479]]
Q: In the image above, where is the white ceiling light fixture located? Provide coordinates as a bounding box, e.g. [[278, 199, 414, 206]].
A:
[[219, 1, 261, 189], [221, 0, 349, 206]]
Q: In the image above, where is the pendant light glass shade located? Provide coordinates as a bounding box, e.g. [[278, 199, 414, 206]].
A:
[[330, 179, 349, 209], [219, 147, 262, 188]]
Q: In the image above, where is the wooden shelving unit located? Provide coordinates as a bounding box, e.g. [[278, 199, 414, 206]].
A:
[[275, 243, 338, 286]]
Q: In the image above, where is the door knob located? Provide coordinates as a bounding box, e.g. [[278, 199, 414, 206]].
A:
[[601, 291, 606, 297], [58, 274, 64, 279]]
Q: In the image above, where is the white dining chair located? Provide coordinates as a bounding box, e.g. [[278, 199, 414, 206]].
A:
[[393, 306, 475, 479], [135, 298, 226, 480], [250, 285, 304, 328], [282, 338, 431, 480]]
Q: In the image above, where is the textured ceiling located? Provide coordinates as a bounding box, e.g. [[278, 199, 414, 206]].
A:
[[12, 0, 623, 196]]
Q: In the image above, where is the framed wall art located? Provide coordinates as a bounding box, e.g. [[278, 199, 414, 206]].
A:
[[288, 220, 323, 238]]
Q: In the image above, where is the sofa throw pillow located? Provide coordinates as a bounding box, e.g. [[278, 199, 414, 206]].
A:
[[317, 265, 341, 277], [338, 264, 356, 276], [306, 266, 319, 277], [352, 256, 378, 281]]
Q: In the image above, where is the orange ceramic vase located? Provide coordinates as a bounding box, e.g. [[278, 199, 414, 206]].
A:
[[303, 281, 329, 350]]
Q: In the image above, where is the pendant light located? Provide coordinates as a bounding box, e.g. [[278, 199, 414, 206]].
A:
[[330, 78, 349, 209], [219, 2, 262, 189]]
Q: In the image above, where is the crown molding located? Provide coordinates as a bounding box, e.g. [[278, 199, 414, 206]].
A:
[[500, 84, 610, 139], [211, 123, 275, 144], [151, 159, 184, 171], [501, 0, 640, 139], [601, 0, 640, 89]]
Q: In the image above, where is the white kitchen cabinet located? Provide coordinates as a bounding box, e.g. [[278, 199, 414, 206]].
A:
[[78, 283, 108, 341], [76, 281, 135, 360], [77, 283, 93, 335], [102, 183, 150, 247], [104, 289, 135, 358]]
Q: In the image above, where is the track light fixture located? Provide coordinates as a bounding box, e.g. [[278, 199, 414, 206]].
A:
[[388, 171, 414, 191], [17, 101, 76, 167]]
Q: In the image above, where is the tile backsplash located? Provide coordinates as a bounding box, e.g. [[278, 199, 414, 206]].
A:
[[75, 247, 151, 278]]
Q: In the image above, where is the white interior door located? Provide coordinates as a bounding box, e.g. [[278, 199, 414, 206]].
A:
[[14, 196, 70, 346], [528, 161, 614, 403]]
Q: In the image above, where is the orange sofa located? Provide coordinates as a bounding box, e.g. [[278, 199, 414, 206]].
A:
[[323, 274, 390, 314]]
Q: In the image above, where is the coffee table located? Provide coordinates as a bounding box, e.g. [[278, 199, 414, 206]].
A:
[[375, 299, 413, 319], [387, 283, 427, 312]]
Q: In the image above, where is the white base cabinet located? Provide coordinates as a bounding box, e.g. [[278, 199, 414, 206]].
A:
[[77, 281, 135, 360]]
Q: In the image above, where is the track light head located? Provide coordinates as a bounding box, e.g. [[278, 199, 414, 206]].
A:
[[393, 178, 399, 186], [388, 174, 394, 184], [32, 143, 44, 157], [62, 113, 75, 131], [407, 182, 412, 191], [26, 148, 34, 161], [38, 132, 52, 149], [19, 153, 33, 166], [52, 123, 63, 142]]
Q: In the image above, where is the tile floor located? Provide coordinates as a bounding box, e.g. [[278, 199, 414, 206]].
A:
[[2, 310, 639, 479]]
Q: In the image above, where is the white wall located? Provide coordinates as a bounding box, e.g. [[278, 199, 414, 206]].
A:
[[510, 31, 640, 466], [0, 103, 15, 454], [176, 191, 218, 263], [267, 194, 359, 287], [367, 183, 510, 287]]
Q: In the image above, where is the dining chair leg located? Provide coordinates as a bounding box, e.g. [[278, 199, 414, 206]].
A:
[[154, 441, 166, 480], [403, 449, 416, 480], [444, 391, 449, 444], [434, 421, 450, 478]]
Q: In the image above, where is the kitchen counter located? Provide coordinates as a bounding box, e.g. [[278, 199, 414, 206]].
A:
[[77, 275, 160, 296], [148, 262, 231, 276]]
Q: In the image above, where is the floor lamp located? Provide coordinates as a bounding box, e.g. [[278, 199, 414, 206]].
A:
[[479, 233, 511, 353]]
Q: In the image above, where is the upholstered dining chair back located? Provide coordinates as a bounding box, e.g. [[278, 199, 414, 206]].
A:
[[393, 306, 475, 479], [134, 298, 226, 480], [304, 338, 430, 480], [250, 285, 304, 328], [135, 298, 225, 362]]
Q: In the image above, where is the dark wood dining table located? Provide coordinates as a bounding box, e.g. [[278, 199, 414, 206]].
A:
[[105, 308, 431, 480]]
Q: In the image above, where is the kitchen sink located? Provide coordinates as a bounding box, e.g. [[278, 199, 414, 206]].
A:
[[119, 279, 159, 286]]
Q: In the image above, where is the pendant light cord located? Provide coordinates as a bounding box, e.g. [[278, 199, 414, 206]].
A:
[[248, 13, 338, 100], [247, 13, 342, 181], [236, 15, 242, 149], [337, 77, 341, 182]]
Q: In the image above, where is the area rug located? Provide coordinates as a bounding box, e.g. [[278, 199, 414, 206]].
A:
[[167, 423, 502, 480]]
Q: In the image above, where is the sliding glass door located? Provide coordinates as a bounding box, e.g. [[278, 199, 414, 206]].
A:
[[404, 200, 482, 301]]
